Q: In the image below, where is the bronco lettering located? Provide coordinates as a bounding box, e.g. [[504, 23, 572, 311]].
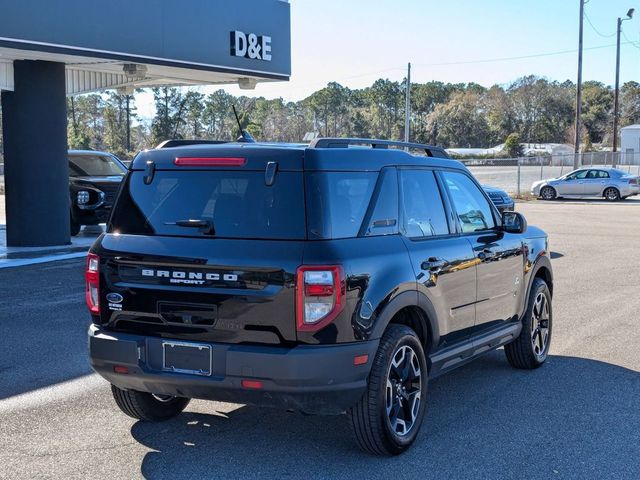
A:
[[141, 269, 238, 282]]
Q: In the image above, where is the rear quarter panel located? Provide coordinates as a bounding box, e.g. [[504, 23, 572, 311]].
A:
[[298, 235, 415, 344]]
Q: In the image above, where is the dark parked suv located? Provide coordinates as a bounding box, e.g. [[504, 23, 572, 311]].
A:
[[87, 138, 553, 455], [69, 150, 127, 236]]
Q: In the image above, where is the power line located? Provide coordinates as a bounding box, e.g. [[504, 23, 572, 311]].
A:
[[621, 30, 640, 49], [412, 42, 629, 68], [584, 11, 616, 38]]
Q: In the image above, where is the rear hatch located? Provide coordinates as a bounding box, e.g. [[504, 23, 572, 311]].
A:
[[93, 145, 305, 346]]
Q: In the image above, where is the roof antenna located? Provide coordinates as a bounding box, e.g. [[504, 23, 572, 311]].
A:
[[232, 105, 255, 143]]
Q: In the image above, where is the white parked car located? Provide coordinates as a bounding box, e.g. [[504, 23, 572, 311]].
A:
[[531, 168, 640, 201]]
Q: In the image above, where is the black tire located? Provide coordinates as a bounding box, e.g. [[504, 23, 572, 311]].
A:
[[540, 186, 556, 200], [349, 324, 428, 456], [111, 385, 190, 421], [70, 219, 81, 236], [505, 278, 552, 369], [603, 187, 620, 201]]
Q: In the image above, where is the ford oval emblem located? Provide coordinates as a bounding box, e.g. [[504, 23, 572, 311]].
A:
[[106, 293, 123, 304]]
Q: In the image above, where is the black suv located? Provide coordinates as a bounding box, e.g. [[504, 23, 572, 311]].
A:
[[69, 150, 127, 236], [87, 138, 553, 455]]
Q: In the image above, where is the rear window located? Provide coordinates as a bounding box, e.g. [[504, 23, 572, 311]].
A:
[[305, 172, 377, 239], [110, 170, 305, 239], [69, 154, 126, 177]]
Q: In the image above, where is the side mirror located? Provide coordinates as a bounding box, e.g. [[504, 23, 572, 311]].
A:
[[502, 211, 527, 234]]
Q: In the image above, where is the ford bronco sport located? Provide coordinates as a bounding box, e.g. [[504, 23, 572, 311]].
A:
[[87, 138, 553, 455]]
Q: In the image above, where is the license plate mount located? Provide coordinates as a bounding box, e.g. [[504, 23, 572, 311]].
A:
[[162, 341, 212, 376]]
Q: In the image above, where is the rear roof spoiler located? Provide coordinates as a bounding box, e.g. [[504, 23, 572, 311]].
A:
[[155, 139, 230, 149]]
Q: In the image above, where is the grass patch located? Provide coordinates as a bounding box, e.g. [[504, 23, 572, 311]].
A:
[[512, 193, 538, 202]]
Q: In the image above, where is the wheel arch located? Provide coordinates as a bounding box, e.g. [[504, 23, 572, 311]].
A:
[[528, 255, 553, 299], [370, 290, 440, 355]]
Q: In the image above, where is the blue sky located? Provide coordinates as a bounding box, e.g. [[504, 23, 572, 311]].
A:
[[137, 0, 640, 117]]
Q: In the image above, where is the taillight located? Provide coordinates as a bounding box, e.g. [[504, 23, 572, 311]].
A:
[[296, 266, 344, 332], [628, 178, 639, 185], [85, 253, 100, 314], [174, 157, 246, 166]]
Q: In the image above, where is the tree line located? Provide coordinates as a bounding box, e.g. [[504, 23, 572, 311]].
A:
[[2, 75, 640, 160]]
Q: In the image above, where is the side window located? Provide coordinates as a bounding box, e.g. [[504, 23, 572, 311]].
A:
[[441, 171, 496, 233], [567, 170, 588, 180], [587, 170, 609, 179], [305, 172, 377, 239], [364, 168, 398, 236], [399, 169, 449, 238]]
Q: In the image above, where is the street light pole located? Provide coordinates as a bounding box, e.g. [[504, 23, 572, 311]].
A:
[[613, 16, 622, 156], [574, 0, 585, 169], [613, 8, 634, 159]]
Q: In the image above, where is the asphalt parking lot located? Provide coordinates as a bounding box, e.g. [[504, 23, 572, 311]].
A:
[[0, 201, 639, 480]]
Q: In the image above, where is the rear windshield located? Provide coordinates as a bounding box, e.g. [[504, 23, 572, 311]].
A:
[[69, 154, 126, 177], [110, 170, 305, 239]]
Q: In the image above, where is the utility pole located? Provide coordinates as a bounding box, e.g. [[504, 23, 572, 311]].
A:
[[404, 62, 411, 147], [574, 0, 585, 169], [125, 94, 131, 152]]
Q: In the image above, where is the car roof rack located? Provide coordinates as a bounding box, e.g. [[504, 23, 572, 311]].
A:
[[308, 137, 449, 157], [155, 139, 230, 149]]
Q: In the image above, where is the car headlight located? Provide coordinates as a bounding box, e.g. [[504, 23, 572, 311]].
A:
[[77, 190, 90, 205]]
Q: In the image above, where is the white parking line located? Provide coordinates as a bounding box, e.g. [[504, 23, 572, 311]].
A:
[[0, 251, 87, 269], [0, 374, 104, 413]]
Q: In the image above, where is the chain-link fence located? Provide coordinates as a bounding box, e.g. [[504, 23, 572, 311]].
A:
[[461, 152, 640, 195]]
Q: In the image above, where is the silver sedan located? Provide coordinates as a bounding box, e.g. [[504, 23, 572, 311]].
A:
[[531, 168, 640, 201]]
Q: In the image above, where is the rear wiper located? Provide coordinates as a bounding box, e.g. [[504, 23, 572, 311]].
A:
[[165, 219, 215, 235]]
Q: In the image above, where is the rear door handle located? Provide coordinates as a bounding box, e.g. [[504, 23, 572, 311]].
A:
[[478, 249, 496, 260], [421, 258, 447, 271]]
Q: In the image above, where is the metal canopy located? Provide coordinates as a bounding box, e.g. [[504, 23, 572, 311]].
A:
[[0, 46, 282, 95], [0, 0, 291, 94]]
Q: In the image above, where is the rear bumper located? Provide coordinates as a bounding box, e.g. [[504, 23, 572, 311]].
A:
[[71, 205, 112, 225], [88, 325, 378, 414]]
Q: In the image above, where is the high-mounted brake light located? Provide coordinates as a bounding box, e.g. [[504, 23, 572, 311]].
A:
[[174, 157, 246, 167], [296, 266, 345, 332], [85, 253, 100, 314]]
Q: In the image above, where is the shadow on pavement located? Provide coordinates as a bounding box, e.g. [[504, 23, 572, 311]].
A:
[[132, 352, 639, 479], [550, 251, 564, 259], [0, 258, 92, 399]]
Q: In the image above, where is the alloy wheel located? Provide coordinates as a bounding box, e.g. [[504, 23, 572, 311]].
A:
[[385, 345, 422, 436], [541, 187, 555, 200], [605, 188, 619, 201], [530, 292, 550, 358]]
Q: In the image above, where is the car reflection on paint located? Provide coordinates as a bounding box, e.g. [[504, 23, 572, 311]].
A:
[[482, 185, 515, 213]]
